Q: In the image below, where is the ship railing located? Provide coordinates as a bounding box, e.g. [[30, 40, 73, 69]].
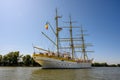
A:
[[33, 53, 93, 63], [76, 59, 92, 63], [33, 53, 76, 62]]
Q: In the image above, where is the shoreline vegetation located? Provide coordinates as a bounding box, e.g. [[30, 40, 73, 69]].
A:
[[0, 51, 120, 67], [0, 51, 40, 67]]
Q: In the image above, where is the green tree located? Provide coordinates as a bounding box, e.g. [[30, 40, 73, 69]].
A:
[[101, 63, 108, 67], [2, 55, 9, 66], [92, 62, 108, 67], [0, 55, 2, 65], [0, 55, 2, 62], [22, 55, 32, 66], [2, 51, 20, 66], [1, 52, 40, 66], [117, 64, 120, 67], [109, 64, 117, 67], [12, 51, 19, 65]]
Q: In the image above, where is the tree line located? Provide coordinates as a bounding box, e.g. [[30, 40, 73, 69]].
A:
[[0, 51, 120, 67], [92, 62, 120, 67], [0, 51, 40, 66]]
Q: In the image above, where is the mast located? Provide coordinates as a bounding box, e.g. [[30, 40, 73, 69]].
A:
[[80, 26, 93, 61], [55, 9, 61, 56], [75, 26, 93, 61], [59, 16, 79, 59], [81, 27, 86, 60], [69, 16, 75, 59]]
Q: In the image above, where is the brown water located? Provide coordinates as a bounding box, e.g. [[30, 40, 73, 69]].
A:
[[0, 67, 120, 80]]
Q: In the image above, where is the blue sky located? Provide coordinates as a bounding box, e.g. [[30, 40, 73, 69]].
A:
[[0, 0, 120, 64]]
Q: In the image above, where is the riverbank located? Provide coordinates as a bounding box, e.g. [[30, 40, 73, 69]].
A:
[[0, 51, 120, 67], [92, 63, 120, 67], [0, 63, 120, 67]]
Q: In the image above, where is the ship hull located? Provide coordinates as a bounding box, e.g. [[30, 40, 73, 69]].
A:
[[33, 56, 91, 69]]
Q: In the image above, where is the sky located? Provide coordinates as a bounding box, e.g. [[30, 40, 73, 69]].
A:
[[0, 0, 120, 64]]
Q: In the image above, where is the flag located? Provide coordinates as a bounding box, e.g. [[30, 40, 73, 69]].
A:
[[45, 22, 48, 30]]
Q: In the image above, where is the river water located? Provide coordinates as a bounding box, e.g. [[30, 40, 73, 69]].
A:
[[0, 67, 120, 80]]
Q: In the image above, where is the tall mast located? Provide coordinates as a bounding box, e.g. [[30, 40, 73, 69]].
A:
[[55, 9, 61, 56], [69, 16, 75, 59], [81, 27, 88, 61], [73, 26, 93, 61], [59, 16, 77, 59]]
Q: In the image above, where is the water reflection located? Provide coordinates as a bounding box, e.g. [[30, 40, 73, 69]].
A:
[[0, 67, 31, 80], [0, 67, 120, 80], [30, 68, 93, 80]]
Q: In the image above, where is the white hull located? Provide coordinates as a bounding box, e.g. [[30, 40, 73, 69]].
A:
[[34, 57, 91, 69]]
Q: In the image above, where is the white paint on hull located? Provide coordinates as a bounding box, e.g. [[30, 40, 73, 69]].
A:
[[34, 57, 91, 69]]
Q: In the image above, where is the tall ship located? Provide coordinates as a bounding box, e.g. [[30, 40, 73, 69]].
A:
[[33, 9, 93, 69]]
